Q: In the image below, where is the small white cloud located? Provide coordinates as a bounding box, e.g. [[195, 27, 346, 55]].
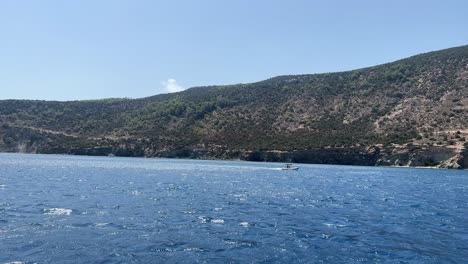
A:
[[162, 78, 184, 93]]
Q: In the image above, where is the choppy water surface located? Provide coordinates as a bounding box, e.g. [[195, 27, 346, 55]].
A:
[[0, 153, 467, 263]]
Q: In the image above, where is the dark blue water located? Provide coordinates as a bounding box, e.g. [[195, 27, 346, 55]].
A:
[[0, 153, 467, 263]]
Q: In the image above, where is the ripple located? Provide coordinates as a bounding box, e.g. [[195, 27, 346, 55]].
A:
[[1, 154, 467, 263]]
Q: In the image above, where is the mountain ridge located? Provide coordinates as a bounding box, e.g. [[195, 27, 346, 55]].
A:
[[1, 44, 467, 168]]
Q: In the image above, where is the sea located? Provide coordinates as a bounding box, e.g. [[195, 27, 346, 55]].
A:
[[0, 153, 467, 263]]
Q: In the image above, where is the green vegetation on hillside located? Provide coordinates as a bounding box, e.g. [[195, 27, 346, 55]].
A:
[[0, 45, 467, 155]]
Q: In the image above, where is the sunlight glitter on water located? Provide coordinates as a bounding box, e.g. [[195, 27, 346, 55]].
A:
[[0, 153, 467, 263]]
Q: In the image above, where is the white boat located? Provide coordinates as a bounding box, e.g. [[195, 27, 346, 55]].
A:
[[281, 163, 299, 170]]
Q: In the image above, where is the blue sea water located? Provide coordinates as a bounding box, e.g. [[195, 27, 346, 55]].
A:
[[0, 153, 467, 263]]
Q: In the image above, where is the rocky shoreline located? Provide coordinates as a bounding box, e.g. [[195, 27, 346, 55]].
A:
[[23, 144, 466, 170]]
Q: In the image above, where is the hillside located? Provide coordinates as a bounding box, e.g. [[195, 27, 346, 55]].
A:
[[0, 45, 467, 168]]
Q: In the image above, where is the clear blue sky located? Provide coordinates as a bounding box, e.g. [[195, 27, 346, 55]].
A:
[[0, 0, 467, 101]]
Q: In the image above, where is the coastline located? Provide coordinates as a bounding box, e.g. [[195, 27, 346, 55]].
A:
[[1, 144, 466, 170]]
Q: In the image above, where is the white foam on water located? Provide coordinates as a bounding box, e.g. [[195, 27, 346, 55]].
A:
[[213, 207, 223, 211], [211, 219, 225, 224], [239, 222, 249, 227], [95, 223, 110, 227], [183, 247, 204, 252], [43, 208, 72, 216], [4, 262, 25, 264], [323, 223, 346, 228], [130, 190, 142, 196], [96, 211, 109, 216], [198, 216, 210, 223]]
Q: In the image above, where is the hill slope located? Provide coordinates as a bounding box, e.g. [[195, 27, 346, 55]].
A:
[[1, 45, 467, 168]]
